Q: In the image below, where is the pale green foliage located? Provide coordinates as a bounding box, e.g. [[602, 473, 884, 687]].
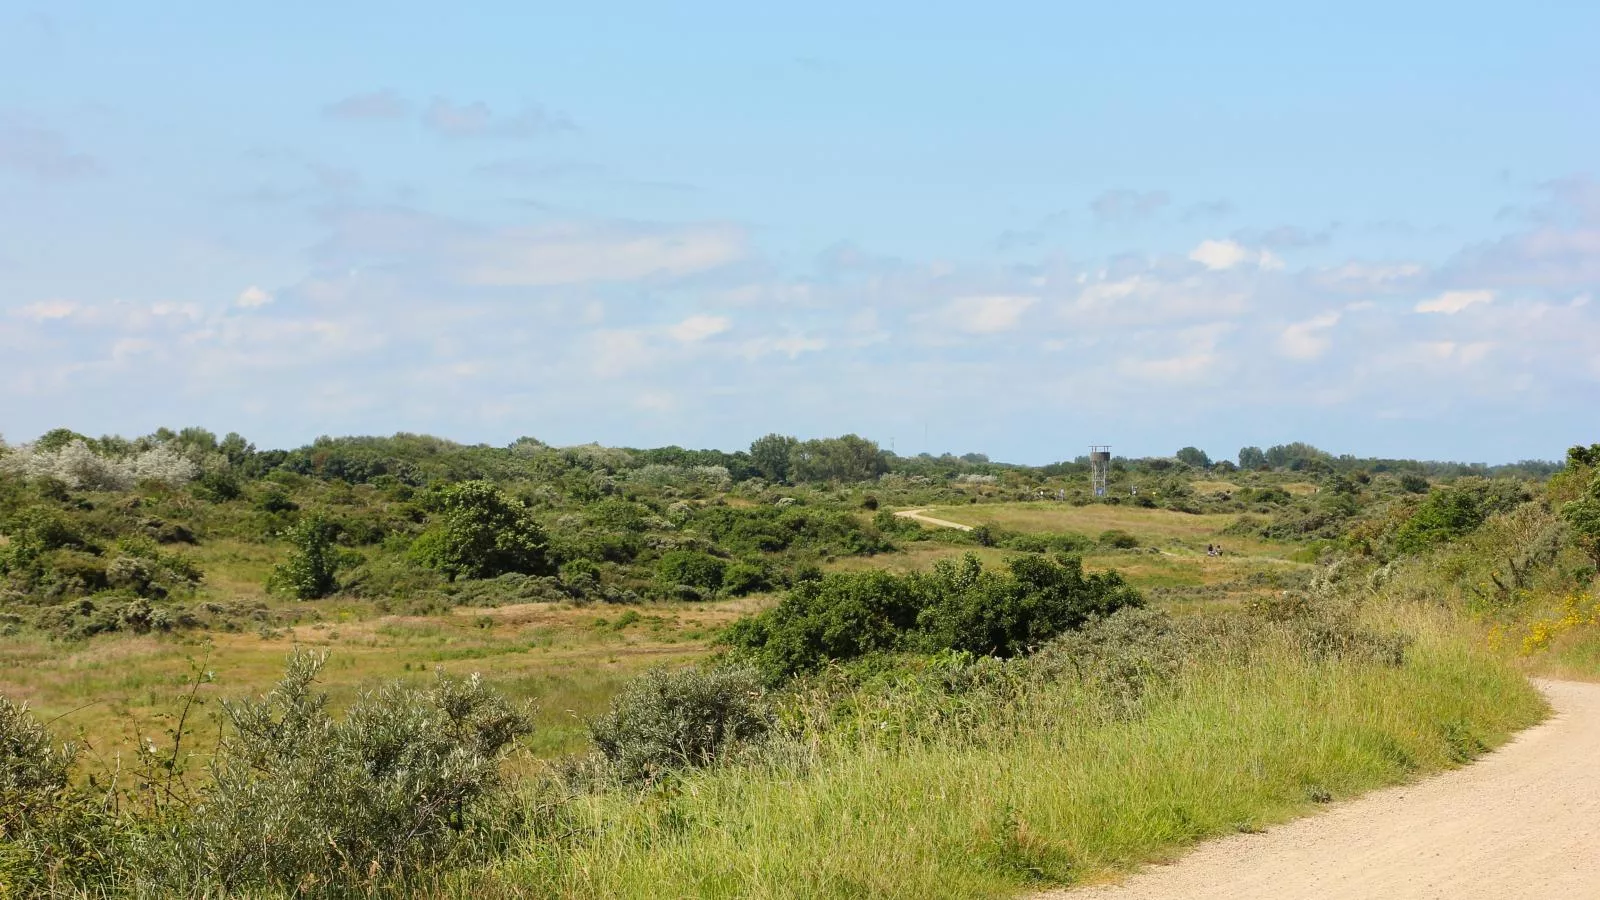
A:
[[589, 666, 772, 784], [0, 696, 73, 802], [179, 650, 532, 893]]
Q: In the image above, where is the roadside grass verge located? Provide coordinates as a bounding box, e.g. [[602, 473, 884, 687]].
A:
[[475, 616, 1542, 899]]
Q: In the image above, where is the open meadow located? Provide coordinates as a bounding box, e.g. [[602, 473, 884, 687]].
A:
[[2, 432, 1597, 898]]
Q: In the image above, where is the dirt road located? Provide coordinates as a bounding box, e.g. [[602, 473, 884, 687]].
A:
[[1041, 679, 1600, 900], [893, 509, 974, 532]]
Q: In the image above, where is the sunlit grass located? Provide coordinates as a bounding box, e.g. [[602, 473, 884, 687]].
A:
[[0, 597, 763, 769], [471, 614, 1543, 899]]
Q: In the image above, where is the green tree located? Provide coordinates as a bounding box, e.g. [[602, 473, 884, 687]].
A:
[[656, 550, 727, 594], [1264, 442, 1329, 470], [1559, 445, 1600, 568], [411, 481, 551, 581], [270, 515, 341, 599], [789, 434, 889, 483], [1238, 446, 1267, 470], [1175, 446, 1211, 469], [1392, 478, 1530, 554], [748, 433, 799, 483]]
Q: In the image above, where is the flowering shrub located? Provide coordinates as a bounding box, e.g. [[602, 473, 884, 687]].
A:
[[1519, 592, 1600, 654], [0, 440, 197, 491]]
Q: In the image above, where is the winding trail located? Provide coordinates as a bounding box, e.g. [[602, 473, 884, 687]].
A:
[[1039, 679, 1600, 900], [894, 509, 975, 532]]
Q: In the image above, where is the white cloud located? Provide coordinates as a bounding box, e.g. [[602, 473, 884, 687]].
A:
[[450, 223, 748, 286], [1313, 262, 1426, 289], [1415, 290, 1493, 314], [1417, 340, 1495, 365], [1188, 239, 1282, 271], [1189, 239, 1250, 270], [938, 295, 1037, 334], [1119, 352, 1217, 381], [236, 286, 273, 308], [12, 300, 77, 321], [667, 314, 731, 343], [1277, 312, 1341, 361], [739, 334, 828, 360]]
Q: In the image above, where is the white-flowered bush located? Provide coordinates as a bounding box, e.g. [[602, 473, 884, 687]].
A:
[[0, 440, 199, 491]]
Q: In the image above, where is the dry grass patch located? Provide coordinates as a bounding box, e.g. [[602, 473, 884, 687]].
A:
[[0, 597, 758, 770]]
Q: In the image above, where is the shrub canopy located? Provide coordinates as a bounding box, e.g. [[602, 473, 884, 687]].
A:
[[724, 552, 1143, 680]]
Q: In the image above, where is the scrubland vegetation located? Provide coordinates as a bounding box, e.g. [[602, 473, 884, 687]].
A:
[[1, 428, 1596, 897]]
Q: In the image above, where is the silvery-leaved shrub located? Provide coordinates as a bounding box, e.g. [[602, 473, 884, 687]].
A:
[[589, 665, 772, 785], [1, 696, 125, 891], [175, 650, 532, 894], [0, 439, 198, 491]]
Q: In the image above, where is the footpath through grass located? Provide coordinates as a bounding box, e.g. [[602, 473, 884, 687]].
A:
[[468, 618, 1542, 899]]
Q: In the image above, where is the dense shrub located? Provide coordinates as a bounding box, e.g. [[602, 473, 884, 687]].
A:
[[0, 696, 74, 818], [1393, 478, 1531, 553], [720, 561, 772, 596], [1245, 566, 1412, 666], [589, 665, 772, 784], [1098, 529, 1140, 549], [411, 480, 552, 581], [181, 651, 532, 893], [688, 505, 892, 558], [0, 440, 198, 491], [268, 514, 342, 599], [0, 696, 128, 891], [657, 549, 728, 594], [1032, 606, 1197, 712], [916, 553, 1144, 658], [1559, 460, 1600, 568], [724, 553, 1143, 680]]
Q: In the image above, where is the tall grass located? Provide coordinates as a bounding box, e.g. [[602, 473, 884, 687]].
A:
[[469, 615, 1542, 899]]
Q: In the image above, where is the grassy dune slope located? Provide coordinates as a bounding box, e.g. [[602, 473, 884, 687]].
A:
[[474, 619, 1542, 899]]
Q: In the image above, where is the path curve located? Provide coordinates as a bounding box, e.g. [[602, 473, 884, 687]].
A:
[[894, 509, 975, 532], [1039, 679, 1600, 900]]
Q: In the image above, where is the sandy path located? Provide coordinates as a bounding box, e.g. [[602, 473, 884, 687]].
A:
[[1039, 679, 1600, 900], [894, 509, 974, 532]]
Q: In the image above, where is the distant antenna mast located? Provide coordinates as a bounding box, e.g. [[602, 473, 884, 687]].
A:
[[1090, 445, 1112, 497]]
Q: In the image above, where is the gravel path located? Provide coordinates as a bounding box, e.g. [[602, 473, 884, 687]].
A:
[[893, 509, 975, 532], [1040, 679, 1600, 900]]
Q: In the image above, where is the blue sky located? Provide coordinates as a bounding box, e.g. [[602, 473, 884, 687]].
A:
[[2, 1, 1597, 464]]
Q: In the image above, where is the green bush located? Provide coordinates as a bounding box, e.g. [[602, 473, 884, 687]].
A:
[[1, 695, 74, 819], [1031, 606, 1196, 713], [268, 514, 341, 599], [0, 695, 126, 891], [723, 570, 924, 680], [1560, 462, 1600, 568], [915, 553, 1144, 658], [725, 553, 1143, 680], [411, 480, 552, 581], [656, 549, 727, 594], [1098, 529, 1140, 549], [589, 665, 772, 784], [1393, 478, 1530, 553], [998, 531, 1092, 554], [182, 651, 532, 893], [721, 561, 771, 596]]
